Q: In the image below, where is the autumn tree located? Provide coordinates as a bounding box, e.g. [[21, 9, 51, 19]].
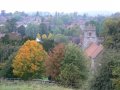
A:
[[45, 43, 65, 80], [12, 40, 47, 80], [36, 33, 41, 40], [48, 33, 54, 39], [42, 34, 47, 39]]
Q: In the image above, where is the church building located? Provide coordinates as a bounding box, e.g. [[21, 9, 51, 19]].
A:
[[82, 24, 103, 73], [82, 24, 97, 49]]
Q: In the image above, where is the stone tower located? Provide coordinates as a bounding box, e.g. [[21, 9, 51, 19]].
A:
[[82, 24, 97, 49]]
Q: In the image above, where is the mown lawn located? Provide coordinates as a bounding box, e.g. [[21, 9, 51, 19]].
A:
[[0, 81, 73, 90]]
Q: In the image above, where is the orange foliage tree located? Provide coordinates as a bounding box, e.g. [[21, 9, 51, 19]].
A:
[[12, 40, 47, 79], [45, 43, 65, 80]]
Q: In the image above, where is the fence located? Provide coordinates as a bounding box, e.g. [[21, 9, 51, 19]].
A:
[[0, 78, 55, 85]]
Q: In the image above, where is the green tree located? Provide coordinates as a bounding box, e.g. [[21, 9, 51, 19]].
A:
[[1, 34, 9, 44], [0, 25, 8, 33], [12, 11, 22, 21], [42, 39, 55, 52], [26, 23, 39, 38], [5, 18, 17, 32], [59, 43, 88, 88], [51, 26, 62, 34], [17, 25, 26, 37], [64, 24, 81, 36], [109, 51, 120, 90], [39, 23, 48, 35], [59, 64, 82, 88], [90, 50, 113, 90], [54, 34, 68, 43], [103, 18, 120, 50], [92, 17, 120, 90], [0, 53, 16, 78], [53, 14, 64, 25]]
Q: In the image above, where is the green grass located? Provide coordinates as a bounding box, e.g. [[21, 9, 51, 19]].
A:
[[0, 81, 73, 90]]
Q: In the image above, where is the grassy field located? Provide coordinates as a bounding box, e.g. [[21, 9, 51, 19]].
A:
[[0, 81, 73, 90]]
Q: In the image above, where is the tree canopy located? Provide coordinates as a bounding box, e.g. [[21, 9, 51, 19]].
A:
[[12, 40, 47, 79], [45, 43, 65, 80], [103, 18, 120, 50], [59, 43, 88, 88]]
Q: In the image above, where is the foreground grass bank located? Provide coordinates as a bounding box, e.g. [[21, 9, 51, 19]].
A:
[[0, 81, 73, 90]]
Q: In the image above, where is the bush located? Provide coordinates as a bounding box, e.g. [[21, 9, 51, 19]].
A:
[[59, 64, 83, 88], [0, 53, 17, 78]]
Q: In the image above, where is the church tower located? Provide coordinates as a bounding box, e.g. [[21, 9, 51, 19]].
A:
[[82, 24, 97, 49]]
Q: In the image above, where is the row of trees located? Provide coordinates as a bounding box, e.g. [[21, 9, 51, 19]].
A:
[[91, 17, 120, 90], [0, 40, 89, 88]]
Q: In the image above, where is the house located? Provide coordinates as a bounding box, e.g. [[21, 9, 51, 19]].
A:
[[85, 43, 103, 73], [70, 37, 80, 44], [8, 32, 21, 40], [0, 33, 5, 39], [85, 43, 103, 59]]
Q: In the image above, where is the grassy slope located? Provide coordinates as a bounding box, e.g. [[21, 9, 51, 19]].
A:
[[0, 81, 73, 90]]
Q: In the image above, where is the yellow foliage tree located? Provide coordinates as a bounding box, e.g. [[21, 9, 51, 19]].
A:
[[36, 33, 41, 39], [12, 40, 47, 79], [42, 34, 47, 39], [48, 33, 53, 39]]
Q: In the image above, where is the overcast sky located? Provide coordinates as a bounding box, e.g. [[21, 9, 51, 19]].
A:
[[0, 0, 120, 14]]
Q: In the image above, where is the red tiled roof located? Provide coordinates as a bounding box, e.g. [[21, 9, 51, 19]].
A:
[[85, 43, 103, 58]]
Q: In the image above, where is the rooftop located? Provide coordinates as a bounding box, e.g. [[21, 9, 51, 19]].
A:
[[85, 43, 103, 59]]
